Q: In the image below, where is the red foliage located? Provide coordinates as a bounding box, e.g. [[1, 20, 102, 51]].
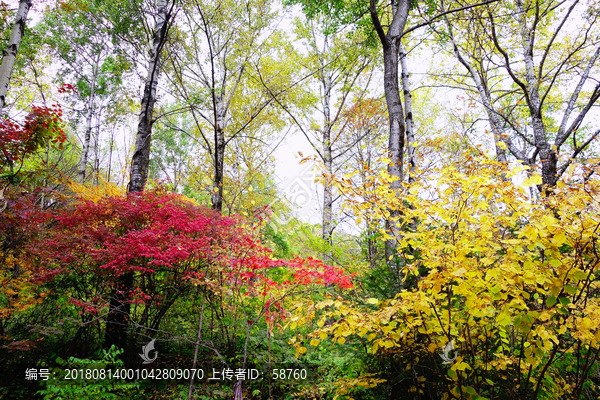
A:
[[57, 83, 78, 95], [0, 104, 66, 172], [0, 190, 54, 321], [31, 191, 354, 318]]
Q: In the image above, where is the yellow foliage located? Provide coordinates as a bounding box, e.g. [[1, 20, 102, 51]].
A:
[[332, 373, 387, 400], [292, 157, 600, 398], [68, 177, 126, 203], [0, 251, 49, 319]]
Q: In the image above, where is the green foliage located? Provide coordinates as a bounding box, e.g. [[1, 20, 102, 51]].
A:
[[264, 222, 292, 258], [37, 346, 140, 400], [149, 115, 197, 192]]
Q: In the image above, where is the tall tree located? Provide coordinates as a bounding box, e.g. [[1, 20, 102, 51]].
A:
[[104, 0, 175, 353], [291, 17, 373, 246], [438, 0, 600, 190], [287, 0, 425, 272], [40, 1, 129, 183], [128, 0, 175, 193], [165, 0, 293, 212], [369, 0, 411, 269], [0, 0, 32, 115], [289, 0, 509, 273]]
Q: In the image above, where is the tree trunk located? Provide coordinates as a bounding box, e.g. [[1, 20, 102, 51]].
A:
[[322, 142, 333, 245], [515, 0, 556, 189], [446, 23, 511, 163], [188, 295, 206, 400], [78, 112, 92, 183], [0, 0, 32, 115], [399, 42, 416, 184], [321, 74, 333, 249], [93, 122, 100, 185], [128, 0, 170, 193], [211, 107, 226, 211], [106, 0, 171, 354], [78, 67, 97, 183], [103, 272, 134, 351], [107, 127, 115, 182], [373, 0, 410, 277]]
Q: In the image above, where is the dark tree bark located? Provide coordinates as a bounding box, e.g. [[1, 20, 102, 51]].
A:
[[128, 0, 172, 193], [0, 0, 32, 115], [211, 111, 226, 211], [370, 0, 410, 277], [105, 0, 173, 354]]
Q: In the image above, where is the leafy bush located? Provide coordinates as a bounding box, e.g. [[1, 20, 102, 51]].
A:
[[37, 346, 140, 399], [292, 158, 600, 399]]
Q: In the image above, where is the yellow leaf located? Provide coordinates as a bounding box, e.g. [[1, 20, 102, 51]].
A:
[[543, 215, 557, 228], [454, 362, 470, 371], [522, 174, 542, 187], [580, 317, 593, 331]]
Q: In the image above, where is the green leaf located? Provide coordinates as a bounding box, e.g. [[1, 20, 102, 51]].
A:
[[559, 297, 570, 306], [564, 285, 578, 295]]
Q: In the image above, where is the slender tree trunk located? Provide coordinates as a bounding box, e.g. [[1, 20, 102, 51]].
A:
[[93, 122, 100, 184], [370, 0, 409, 284], [0, 0, 32, 115], [107, 127, 115, 182], [105, 0, 171, 354], [128, 0, 171, 193], [321, 76, 333, 249], [78, 71, 97, 183], [399, 43, 416, 184], [446, 25, 510, 163], [211, 106, 226, 211], [383, 40, 404, 274], [322, 142, 333, 245], [78, 108, 93, 183], [188, 295, 206, 400], [515, 0, 555, 189], [382, 26, 406, 275]]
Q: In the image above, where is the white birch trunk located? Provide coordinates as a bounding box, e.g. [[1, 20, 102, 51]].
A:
[[128, 0, 170, 193], [0, 0, 32, 115], [399, 43, 416, 183], [321, 72, 333, 248], [78, 65, 98, 183], [515, 0, 556, 188]]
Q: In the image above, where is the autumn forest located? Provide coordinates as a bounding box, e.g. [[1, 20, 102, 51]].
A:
[[1, 0, 600, 399]]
